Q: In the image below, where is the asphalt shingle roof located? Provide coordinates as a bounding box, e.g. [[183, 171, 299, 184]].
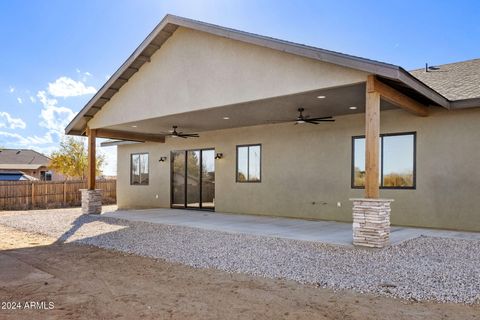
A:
[[0, 149, 50, 165], [410, 59, 480, 101]]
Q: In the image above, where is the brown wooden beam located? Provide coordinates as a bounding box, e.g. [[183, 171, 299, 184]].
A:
[[95, 129, 165, 143], [87, 127, 96, 190], [370, 76, 429, 117], [137, 55, 151, 62], [147, 43, 161, 50], [365, 75, 380, 198]]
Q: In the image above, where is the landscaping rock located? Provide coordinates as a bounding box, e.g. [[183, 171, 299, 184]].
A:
[[0, 208, 479, 304]]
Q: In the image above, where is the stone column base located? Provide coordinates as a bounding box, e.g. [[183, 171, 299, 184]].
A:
[[81, 189, 102, 215], [350, 198, 393, 248]]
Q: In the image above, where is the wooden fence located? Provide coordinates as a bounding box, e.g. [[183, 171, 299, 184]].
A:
[[0, 180, 116, 211]]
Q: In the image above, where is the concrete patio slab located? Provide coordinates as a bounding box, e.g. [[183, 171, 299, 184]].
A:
[[103, 208, 480, 246]]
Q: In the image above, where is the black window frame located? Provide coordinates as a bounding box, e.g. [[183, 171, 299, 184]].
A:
[[236, 144, 262, 183], [130, 153, 149, 186], [351, 132, 416, 190]]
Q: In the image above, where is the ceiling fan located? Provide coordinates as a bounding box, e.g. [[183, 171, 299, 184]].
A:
[[271, 108, 335, 125], [165, 125, 199, 138]]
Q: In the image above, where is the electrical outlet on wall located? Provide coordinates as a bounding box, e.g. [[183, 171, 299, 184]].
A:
[[155, 194, 159, 199], [337, 202, 342, 208]]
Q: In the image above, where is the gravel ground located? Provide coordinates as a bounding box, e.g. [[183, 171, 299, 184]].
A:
[[0, 207, 479, 304]]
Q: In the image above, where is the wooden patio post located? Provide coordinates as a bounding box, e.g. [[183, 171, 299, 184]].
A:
[[82, 127, 102, 214], [365, 75, 380, 198], [87, 127, 96, 190]]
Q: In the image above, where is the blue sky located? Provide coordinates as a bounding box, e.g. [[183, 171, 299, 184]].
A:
[[0, 0, 479, 175]]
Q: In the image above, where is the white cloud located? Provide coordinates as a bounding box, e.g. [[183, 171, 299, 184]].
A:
[[8, 86, 15, 93], [39, 105, 75, 133], [36, 90, 75, 134], [37, 90, 58, 107], [0, 131, 53, 146], [17, 97, 23, 104], [47, 76, 97, 98], [0, 78, 81, 152], [0, 112, 26, 129]]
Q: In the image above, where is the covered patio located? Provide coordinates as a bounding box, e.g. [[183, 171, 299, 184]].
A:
[[81, 74, 438, 248], [64, 15, 468, 247], [103, 208, 480, 246]]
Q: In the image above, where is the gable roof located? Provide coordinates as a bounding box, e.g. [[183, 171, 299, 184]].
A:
[[0, 149, 50, 167], [410, 59, 480, 108], [66, 14, 453, 135]]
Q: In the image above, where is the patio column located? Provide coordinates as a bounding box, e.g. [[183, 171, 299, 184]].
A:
[[87, 127, 96, 191], [351, 75, 392, 248], [365, 75, 380, 199], [81, 127, 102, 214]]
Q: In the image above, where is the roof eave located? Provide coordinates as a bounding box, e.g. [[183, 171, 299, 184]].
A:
[[450, 97, 480, 109]]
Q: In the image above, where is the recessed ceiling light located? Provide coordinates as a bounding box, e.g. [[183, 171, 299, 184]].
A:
[[317, 95, 326, 99], [349, 106, 358, 110], [223, 116, 230, 120], [131, 125, 137, 128]]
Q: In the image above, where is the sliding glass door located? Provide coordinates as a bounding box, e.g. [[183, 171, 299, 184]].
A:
[[171, 149, 215, 210]]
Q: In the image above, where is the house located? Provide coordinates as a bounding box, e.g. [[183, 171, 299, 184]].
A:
[[65, 15, 480, 245], [0, 149, 58, 181]]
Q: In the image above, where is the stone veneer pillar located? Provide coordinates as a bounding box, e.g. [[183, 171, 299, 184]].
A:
[[81, 189, 102, 214], [350, 198, 393, 248]]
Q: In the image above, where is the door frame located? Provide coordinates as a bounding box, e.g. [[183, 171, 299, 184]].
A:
[[170, 148, 215, 211]]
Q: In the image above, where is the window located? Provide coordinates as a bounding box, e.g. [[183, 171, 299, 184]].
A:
[[131, 153, 149, 185], [236, 144, 261, 182], [352, 132, 416, 189]]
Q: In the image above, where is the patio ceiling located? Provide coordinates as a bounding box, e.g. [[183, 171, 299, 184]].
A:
[[101, 82, 401, 135]]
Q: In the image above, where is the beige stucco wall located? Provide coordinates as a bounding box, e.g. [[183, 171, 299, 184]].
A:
[[89, 27, 367, 129], [115, 107, 480, 232]]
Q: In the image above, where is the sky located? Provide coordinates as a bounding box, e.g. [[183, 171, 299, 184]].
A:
[[0, 0, 479, 176]]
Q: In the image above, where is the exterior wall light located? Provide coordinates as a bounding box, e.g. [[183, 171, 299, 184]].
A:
[[159, 156, 167, 162], [215, 153, 223, 159]]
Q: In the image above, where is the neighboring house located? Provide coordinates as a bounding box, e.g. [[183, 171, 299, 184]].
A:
[[0, 149, 59, 181], [66, 15, 480, 232]]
